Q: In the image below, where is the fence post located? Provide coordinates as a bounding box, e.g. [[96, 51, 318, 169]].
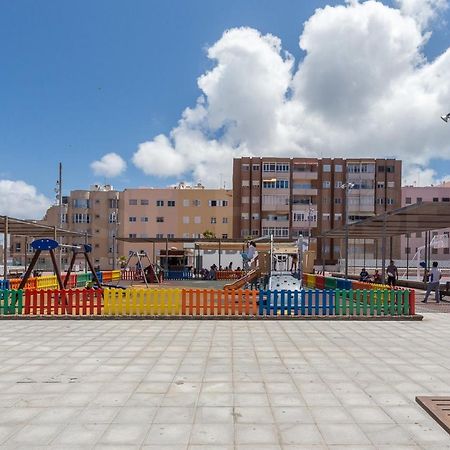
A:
[[409, 289, 415, 315]]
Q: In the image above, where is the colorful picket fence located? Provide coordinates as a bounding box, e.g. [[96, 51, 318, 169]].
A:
[[303, 273, 390, 291], [181, 289, 258, 316], [0, 290, 23, 315], [216, 270, 245, 280], [104, 288, 181, 315], [0, 286, 415, 317]]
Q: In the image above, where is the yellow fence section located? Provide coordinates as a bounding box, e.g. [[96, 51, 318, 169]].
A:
[[36, 275, 58, 289], [103, 288, 181, 315], [111, 270, 121, 281]]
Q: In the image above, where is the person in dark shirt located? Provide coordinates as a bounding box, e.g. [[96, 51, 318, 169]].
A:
[[359, 268, 369, 282], [386, 260, 398, 287]]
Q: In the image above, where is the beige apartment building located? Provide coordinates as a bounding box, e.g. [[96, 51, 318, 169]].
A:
[[9, 183, 233, 271], [10, 185, 120, 271], [233, 157, 402, 265], [118, 183, 233, 262]]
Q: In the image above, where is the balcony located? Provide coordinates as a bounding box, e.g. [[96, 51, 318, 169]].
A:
[[292, 188, 318, 196], [261, 203, 290, 212], [292, 171, 318, 180], [262, 217, 289, 227]]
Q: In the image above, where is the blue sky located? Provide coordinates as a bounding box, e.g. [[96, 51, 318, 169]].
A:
[[1, 0, 449, 217]]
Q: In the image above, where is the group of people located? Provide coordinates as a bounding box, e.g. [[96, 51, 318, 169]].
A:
[[360, 259, 398, 286]]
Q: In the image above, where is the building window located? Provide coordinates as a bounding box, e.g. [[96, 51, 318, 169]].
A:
[[73, 199, 90, 208], [386, 198, 394, 205], [263, 163, 276, 172], [387, 181, 395, 188], [335, 181, 342, 188], [209, 200, 217, 206], [252, 180, 260, 187], [222, 217, 228, 224], [192, 199, 201, 206], [140, 217, 148, 222], [334, 213, 342, 221], [128, 233, 137, 238], [242, 197, 249, 204], [222, 233, 228, 239], [334, 198, 341, 204], [251, 230, 259, 236], [242, 164, 250, 171], [168, 200, 175, 207], [276, 163, 289, 172], [156, 200, 164, 206], [432, 248, 438, 254], [323, 164, 331, 172], [386, 165, 395, 173], [194, 216, 201, 224], [335, 164, 343, 172], [405, 197, 411, 204], [183, 233, 189, 238], [167, 233, 175, 238], [128, 199, 138, 206], [444, 248, 449, 254], [140, 199, 149, 205], [262, 227, 289, 237], [241, 212, 249, 220], [109, 198, 119, 208], [323, 181, 331, 188], [73, 213, 90, 223], [416, 197, 422, 203], [211, 217, 216, 224], [252, 164, 260, 171], [252, 196, 260, 204], [129, 216, 137, 222], [183, 216, 189, 224], [156, 217, 164, 223], [242, 180, 250, 187], [443, 197, 450, 202], [433, 197, 439, 202], [156, 233, 163, 238], [251, 213, 260, 220], [183, 199, 189, 206]]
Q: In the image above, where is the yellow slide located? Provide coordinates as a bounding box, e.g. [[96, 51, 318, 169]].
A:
[[224, 269, 260, 290]]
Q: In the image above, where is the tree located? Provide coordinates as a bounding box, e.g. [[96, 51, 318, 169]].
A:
[[202, 230, 216, 238]]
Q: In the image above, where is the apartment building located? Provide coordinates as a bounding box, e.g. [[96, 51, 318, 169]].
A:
[[119, 183, 233, 260], [233, 157, 402, 264], [10, 184, 120, 271], [401, 182, 450, 262]]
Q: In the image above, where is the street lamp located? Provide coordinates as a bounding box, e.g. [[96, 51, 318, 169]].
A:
[[441, 113, 450, 123], [341, 182, 355, 280]]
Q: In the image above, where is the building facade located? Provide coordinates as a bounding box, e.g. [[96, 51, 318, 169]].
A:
[[401, 183, 450, 262], [118, 184, 233, 262], [233, 157, 402, 264]]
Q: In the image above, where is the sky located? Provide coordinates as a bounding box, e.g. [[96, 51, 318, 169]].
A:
[[1, 0, 450, 219]]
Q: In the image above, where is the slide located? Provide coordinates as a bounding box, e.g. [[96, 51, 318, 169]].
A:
[[224, 269, 260, 290]]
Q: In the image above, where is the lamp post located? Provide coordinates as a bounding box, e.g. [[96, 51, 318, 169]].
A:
[[111, 209, 119, 270], [341, 182, 355, 279]]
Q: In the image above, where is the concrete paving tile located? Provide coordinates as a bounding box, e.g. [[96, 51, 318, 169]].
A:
[[195, 406, 234, 424], [317, 423, 371, 445], [98, 423, 150, 445], [113, 406, 157, 423], [153, 406, 196, 424], [272, 406, 315, 423], [30, 407, 82, 424], [310, 406, 355, 423], [235, 424, 279, 445], [190, 423, 234, 445], [52, 423, 107, 446], [383, 405, 435, 423], [234, 406, 275, 423], [6, 424, 64, 446], [0, 407, 42, 424], [74, 406, 120, 423], [359, 423, 416, 445], [145, 423, 192, 445], [348, 406, 395, 424], [0, 424, 22, 445], [279, 423, 324, 445], [198, 392, 233, 407], [402, 422, 450, 446]]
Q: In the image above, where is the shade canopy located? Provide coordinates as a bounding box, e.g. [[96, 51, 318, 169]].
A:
[[1, 215, 88, 238], [316, 202, 450, 238]]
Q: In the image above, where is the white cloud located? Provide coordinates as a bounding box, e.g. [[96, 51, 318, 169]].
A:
[[0, 180, 52, 219], [395, 0, 448, 29], [402, 165, 438, 186], [132, 1, 450, 187], [90, 152, 127, 178]]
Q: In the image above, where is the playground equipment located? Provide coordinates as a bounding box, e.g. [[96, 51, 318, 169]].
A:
[[119, 251, 161, 287], [18, 239, 101, 290]]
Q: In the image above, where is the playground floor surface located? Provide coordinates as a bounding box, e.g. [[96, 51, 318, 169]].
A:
[[1, 314, 450, 448]]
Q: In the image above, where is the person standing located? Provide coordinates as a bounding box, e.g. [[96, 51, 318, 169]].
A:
[[422, 261, 442, 303], [386, 260, 398, 287]]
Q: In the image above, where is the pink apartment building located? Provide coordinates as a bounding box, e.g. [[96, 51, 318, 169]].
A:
[[401, 182, 450, 263], [118, 183, 233, 263]]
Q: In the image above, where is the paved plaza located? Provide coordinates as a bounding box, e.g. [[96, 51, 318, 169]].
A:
[[1, 316, 450, 449]]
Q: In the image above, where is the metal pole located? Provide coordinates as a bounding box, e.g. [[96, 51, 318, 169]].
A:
[[363, 239, 366, 268], [308, 198, 312, 249], [84, 232, 88, 272], [218, 239, 221, 268], [24, 236, 28, 272], [381, 217, 386, 284], [112, 233, 116, 270], [58, 162, 63, 272], [53, 226, 57, 275], [165, 238, 169, 272], [406, 234, 409, 279], [344, 185, 349, 279], [3, 216, 8, 279]]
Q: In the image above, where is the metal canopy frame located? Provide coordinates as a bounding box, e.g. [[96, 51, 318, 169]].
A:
[[314, 202, 450, 283], [1, 215, 90, 278]]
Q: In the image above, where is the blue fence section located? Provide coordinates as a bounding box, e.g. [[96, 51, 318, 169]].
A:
[[259, 289, 335, 316], [96, 272, 103, 283], [336, 278, 352, 290], [163, 270, 194, 280], [0, 280, 10, 290]]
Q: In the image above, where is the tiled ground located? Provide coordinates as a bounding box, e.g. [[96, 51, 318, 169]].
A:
[[0, 317, 450, 449]]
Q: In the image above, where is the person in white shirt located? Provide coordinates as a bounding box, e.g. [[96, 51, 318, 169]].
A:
[[241, 241, 257, 270], [422, 261, 442, 303]]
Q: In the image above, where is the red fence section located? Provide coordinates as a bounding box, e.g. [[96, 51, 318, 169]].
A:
[[24, 289, 103, 315]]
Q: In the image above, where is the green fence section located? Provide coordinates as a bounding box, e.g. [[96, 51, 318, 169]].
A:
[[334, 289, 410, 316], [76, 273, 93, 287], [0, 290, 23, 315]]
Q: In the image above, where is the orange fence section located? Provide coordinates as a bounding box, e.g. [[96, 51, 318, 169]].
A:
[[181, 289, 258, 316], [24, 289, 103, 315], [216, 270, 245, 280]]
